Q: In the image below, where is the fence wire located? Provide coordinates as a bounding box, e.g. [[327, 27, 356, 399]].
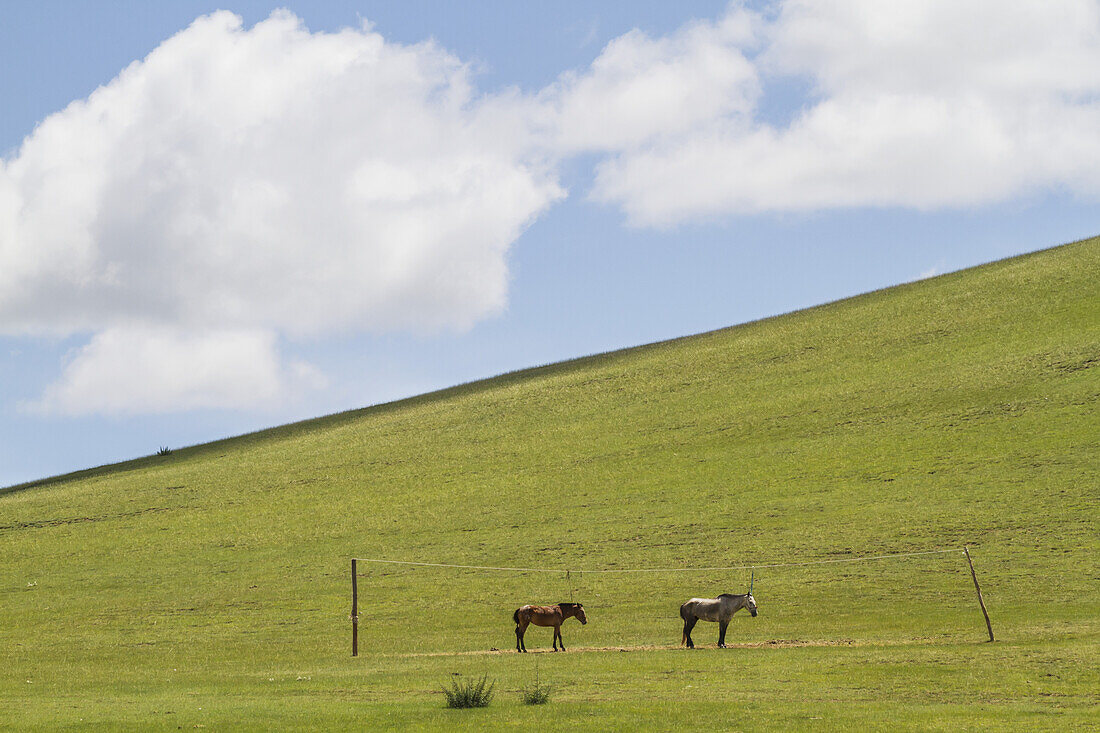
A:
[[352, 547, 963, 575]]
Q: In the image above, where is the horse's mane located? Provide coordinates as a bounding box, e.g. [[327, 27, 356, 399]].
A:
[[557, 602, 582, 609]]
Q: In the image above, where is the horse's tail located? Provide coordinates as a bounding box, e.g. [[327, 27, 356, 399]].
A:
[[513, 608, 520, 625]]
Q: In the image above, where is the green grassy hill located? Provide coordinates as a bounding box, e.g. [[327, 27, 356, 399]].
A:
[[2, 236, 1098, 731]]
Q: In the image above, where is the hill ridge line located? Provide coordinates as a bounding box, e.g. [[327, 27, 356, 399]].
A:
[[4, 233, 1095, 493]]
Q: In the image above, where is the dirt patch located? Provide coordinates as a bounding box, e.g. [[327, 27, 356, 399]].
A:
[[385, 638, 925, 658]]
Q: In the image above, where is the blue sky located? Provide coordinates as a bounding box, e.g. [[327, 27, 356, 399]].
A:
[[1, 1, 1098, 487]]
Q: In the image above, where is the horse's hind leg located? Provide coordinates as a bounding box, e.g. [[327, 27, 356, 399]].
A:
[[718, 620, 729, 648], [683, 617, 698, 649], [516, 619, 528, 653]]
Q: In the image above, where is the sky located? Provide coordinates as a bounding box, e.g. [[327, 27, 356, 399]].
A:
[[1, 0, 1098, 487]]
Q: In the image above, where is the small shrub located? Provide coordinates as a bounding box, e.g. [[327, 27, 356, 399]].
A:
[[521, 660, 551, 705], [441, 675, 494, 709], [156, 446, 172, 456], [521, 683, 551, 705]]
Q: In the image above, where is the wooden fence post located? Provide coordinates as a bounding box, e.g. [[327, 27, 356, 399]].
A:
[[351, 558, 359, 657], [963, 546, 994, 642]]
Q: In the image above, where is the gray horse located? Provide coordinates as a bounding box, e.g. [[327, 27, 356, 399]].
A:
[[680, 593, 757, 648]]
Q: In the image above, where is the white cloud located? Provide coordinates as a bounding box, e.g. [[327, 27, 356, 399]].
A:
[[25, 327, 285, 416], [0, 11, 561, 337], [570, 0, 1100, 225], [0, 10, 561, 414], [763, 0, 1100, 99], [545, 7, 761, 153]]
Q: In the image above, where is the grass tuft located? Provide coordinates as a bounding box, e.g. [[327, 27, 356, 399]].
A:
[[441, 675, 494, 709], [521, 659, 551, 705], [156, 446, 172, 456], [522, 684, 552, 705]]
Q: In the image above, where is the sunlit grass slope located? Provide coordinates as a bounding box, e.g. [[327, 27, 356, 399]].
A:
[[2, 236, 1098, 730]]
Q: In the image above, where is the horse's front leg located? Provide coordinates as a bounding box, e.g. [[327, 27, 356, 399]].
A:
[[553, 625, 561, 651], [558, 625, 565, 652], [718, 620, 729, 648]]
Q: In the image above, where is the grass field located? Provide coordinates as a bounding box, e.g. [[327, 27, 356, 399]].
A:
[[2, 236, 1098, 730]]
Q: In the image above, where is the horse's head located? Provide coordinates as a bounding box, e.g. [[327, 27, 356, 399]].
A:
[[745, 593, 758, 617], [560, 602, 587, 624]]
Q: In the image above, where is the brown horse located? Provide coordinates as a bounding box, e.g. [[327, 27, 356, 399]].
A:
[[513, 602, 587, 652]]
